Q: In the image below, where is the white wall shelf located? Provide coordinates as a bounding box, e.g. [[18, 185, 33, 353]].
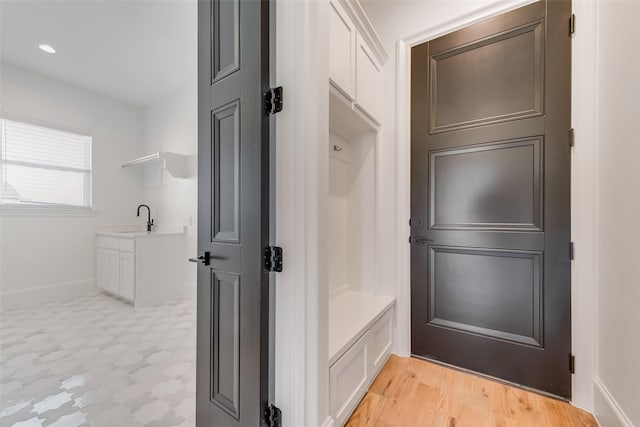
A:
[[121, 151, 190, 186]]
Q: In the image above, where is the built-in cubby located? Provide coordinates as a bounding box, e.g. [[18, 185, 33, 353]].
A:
[[327, 1, 393, 418], [328, 128, 377, 296]]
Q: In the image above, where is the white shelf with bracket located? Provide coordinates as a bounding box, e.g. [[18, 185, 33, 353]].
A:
[[121, 151, 191, 186]]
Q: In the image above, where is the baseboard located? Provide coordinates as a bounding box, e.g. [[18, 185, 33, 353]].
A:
[[593, 377, 635, 427], [320, 416, 336, 427], [1, 279, 99, 311]]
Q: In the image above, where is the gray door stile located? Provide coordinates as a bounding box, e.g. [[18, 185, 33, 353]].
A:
[[196, 0, 272, 425]]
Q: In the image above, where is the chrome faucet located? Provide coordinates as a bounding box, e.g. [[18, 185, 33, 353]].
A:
[[136, 204, 154, 233]]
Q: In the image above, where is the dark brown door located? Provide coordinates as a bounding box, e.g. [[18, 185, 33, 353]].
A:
[[410, 0, 572, 398], [196, 0, 271, 425]]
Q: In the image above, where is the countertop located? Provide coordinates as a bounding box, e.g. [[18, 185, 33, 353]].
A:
[[96, 226, 185, 239]]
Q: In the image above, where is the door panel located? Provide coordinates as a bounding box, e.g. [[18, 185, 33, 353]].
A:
[[411, 0, 572, 398], [428, 247, 542, 347], [197, 0, 270, 425], [212, 101, 240, 243], [429, 20, 544, 133], [212, 0, 240, 82], [211, 270, 240, 419], [430, 137, 543, 230]]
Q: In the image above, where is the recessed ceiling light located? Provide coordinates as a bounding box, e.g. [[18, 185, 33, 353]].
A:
[[38, 44, 56, 54]]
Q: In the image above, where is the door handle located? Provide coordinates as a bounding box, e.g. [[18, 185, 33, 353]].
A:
[[410, 237, 433, 245], [189, 251, 227, 266], [189, 251, 211, 266]]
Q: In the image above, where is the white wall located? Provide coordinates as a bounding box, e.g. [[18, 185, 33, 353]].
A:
[[593, 1, 640, 426], [142, 86, 198, 295], [0, 63, 145, 309]]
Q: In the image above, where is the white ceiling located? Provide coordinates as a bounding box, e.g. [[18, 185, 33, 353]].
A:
[[0, 0, 197, 107]]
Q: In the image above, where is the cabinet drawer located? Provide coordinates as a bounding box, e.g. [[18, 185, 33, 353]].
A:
[[330, 331, 369, 425], [97, 236, 119, 250], [369, 309, 393, 376], [119, 239, 135, 253]]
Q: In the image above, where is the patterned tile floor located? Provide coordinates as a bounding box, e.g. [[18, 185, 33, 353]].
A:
[[0, 293, 196, 427]]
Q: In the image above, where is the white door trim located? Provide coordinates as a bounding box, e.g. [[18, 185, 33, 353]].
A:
[[274, 1, 330, 426], [393, 0, 597, 412]]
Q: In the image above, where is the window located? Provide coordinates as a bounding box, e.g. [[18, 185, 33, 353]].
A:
[[0, 118, 92, 208]]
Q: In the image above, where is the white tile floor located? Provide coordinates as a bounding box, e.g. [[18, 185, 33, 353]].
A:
[[0, 293, 196, 427]]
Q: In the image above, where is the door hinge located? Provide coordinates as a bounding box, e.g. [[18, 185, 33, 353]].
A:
[[570, 242, 575, 260], [569, 14, 576, 35], [569, 353, 576, 374], [569, 128, 575, 147], [264, 404, 282, 427], [264, 86, 283, 114], [264, 246, 283, 272]]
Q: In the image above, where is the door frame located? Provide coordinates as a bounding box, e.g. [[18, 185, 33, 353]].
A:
[[273, 1, 331, 427], [394, 0, 597, 412]]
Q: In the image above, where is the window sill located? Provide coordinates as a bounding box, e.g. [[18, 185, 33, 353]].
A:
[[0, 206, 97, 217]]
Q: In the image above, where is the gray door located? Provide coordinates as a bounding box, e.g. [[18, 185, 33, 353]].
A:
[[410, 0, 572, 398], [196, 0, 271, 425]]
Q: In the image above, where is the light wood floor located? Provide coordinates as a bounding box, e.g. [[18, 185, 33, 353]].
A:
[[346, 355, 597, 427]]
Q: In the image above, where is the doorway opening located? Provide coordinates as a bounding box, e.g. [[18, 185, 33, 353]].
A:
[[0, 1, 198, 425], [410, 0, 572, 399]]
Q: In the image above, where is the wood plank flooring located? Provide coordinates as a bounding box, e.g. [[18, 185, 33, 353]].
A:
[[346, 355, 597, 427]]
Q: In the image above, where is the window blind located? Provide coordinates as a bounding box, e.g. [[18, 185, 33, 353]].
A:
[[0, 118, 92, 207]]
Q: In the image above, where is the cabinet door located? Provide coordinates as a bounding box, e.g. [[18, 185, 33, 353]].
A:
[[96, 248, 109, 291], [369, 309, 393, 377], [119, 252, 135, 301], [97, 248, 119, 294], [355, 32, 383, 121], [329, 0, 356, 100], [330, 332, 370, 426]]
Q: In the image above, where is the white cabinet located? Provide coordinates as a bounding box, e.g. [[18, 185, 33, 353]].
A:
[[369, 309, 393, 376], [327, 3, 391, 424], [97, 247, 120, 295], [96, 237, 135, 301], [328, 0, 387, 122], [355, 33, 383, 121], [329, 292, 394, 426], [329, 0, 357, 100], [330, 332, 370, 426], [96, 231, 187, 307], [118, 252, 136, 300]]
